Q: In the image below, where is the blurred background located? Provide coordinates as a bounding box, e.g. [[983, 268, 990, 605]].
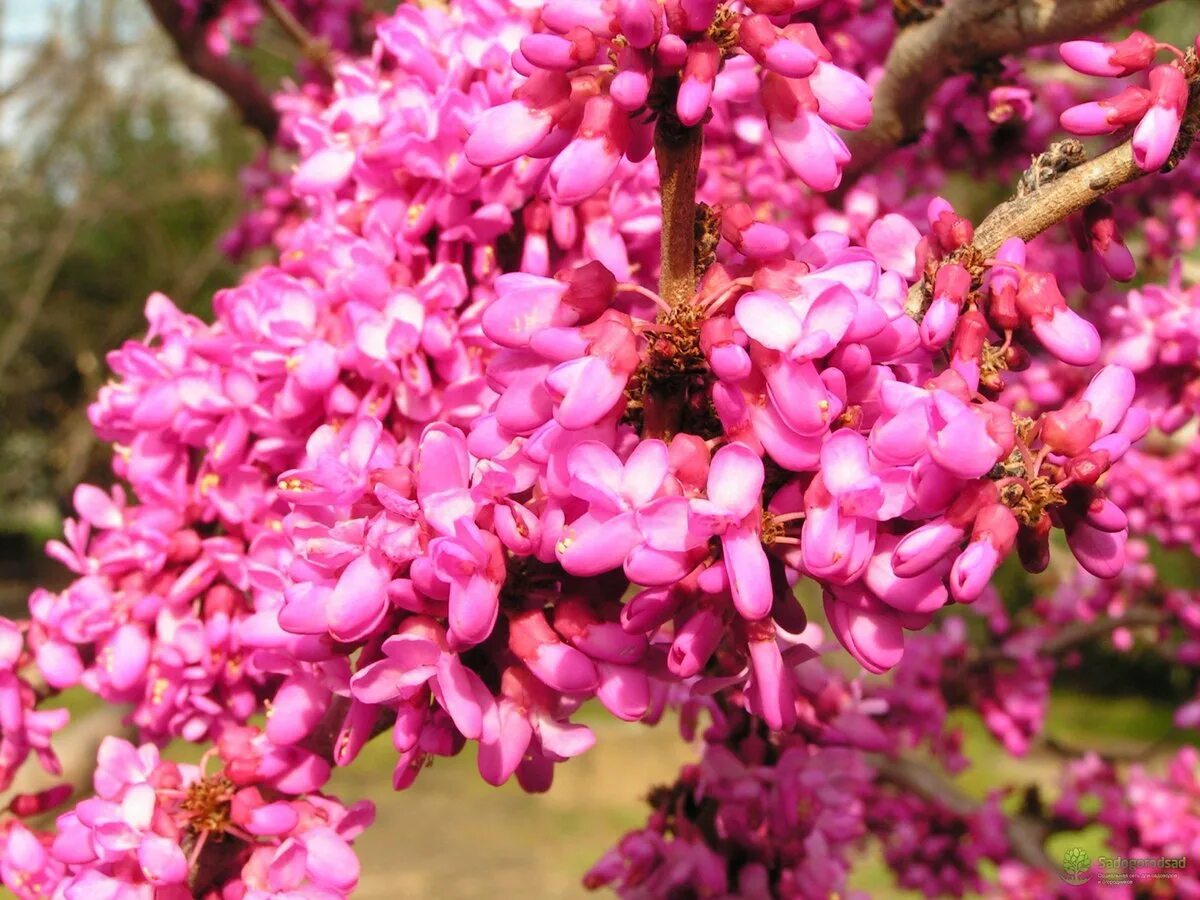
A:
[[0, 2, 1197, 897], [0, 0, 252, 610]]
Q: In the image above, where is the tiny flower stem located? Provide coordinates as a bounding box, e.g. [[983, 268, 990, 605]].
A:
[[1157, 43, 1187, 63], [187, 829, 210, 870], [702, 276, 755, 315], [654, 121, 703, 311], [617, 282, 671, 313], [771, 511, 807, 524], [1032, 444, 1052, 475], [263, 0, 333, 68]]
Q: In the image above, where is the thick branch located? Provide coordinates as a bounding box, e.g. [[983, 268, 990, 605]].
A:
[[143, 0, 278, 140], [847, 0, 1162, 175], [875, 755, 1055, 870]]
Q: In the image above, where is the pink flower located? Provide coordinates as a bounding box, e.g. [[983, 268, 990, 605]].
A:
[[681, 443, 773, 620], [1133, 64, 1188, 171], [351, 619, 494, 740]]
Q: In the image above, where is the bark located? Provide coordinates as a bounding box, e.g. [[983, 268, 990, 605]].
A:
[[847, 0, 1163, 175]]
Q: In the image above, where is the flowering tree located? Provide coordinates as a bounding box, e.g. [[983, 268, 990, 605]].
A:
[[2, 0, 1200, 895]]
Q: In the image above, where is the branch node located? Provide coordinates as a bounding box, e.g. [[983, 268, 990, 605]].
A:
[[1016, 139, 1087, 198]]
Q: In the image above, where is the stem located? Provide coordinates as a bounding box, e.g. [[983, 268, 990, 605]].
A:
[[654, 122, 703, 310], [262, 0, 333, 68]]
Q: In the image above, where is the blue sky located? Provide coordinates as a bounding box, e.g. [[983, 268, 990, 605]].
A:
[[3, 1, 63, 44]]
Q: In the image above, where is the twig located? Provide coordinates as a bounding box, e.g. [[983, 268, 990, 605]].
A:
[[906, 60, 1200, 315], [262, 0, 333, 68], [0, 205, 86, 378], [972, 64, 1200, 256], [972, 609, 1169, 667], [143, 0, 279, 140], [846, 0, 1163, 176], [1040, 732, 1176, 763], [1037, 608, 1168, 657]]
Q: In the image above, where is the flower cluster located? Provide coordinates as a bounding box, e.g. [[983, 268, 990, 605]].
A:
[[866, 788, 1012, 897], [6, 0, 1200, 895], [1053, 748, 1200, 898], [0, 618, 67, 794], [0, 735, 372, 899], [1103, 268, 1200, 432], [584, 707, 874, 898], [1060, 32, 1197, 172], [465, 0, 872, 193]]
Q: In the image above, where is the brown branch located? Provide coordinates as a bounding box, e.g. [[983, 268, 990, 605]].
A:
[[143, 0, 278, 140], [1037, 608, 1168, 657], [971, 608, 1169, 667], [972, 72, 1200, 256], [906, 60, 1200, 315], [1040, 731, 1175, 763], [874, 755, 1055, 870], [847, 0, 1163, 176]]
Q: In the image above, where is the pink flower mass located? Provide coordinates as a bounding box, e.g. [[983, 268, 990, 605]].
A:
[[3, 0, 1200, 896]]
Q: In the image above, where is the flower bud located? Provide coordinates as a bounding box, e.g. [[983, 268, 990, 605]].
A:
[[1060, 31, 1157, 77]]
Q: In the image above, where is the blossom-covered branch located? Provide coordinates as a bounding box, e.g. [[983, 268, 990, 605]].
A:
[[7, 1, 1200, 896], [846, 0, 1164, 174], [972, 59, 1200, 255], [908, 51, 1200, 314], [874, 756, 1054, 870]]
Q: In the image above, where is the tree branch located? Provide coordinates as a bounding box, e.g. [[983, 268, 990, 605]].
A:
[[970, 608, 1169, 668], [972, 70, 1200, 256], [655, 122, 703, 310], [1037, 608, 1168, 657], [874, 755, 1055, 870], [143, 0, 279, 140], [847, 0, 1163, 176], [906, 58, 1200, 314], [0, 204, 86, 378]]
